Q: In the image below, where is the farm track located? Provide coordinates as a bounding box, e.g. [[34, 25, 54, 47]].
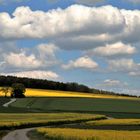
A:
[[3, 120, 140, 140], [2, 127, 35, 140], [3, 116, 140, 140], [3, 99, 16, 107], [2, 117, 109, 140]]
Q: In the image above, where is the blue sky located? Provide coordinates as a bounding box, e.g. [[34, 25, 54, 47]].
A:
[[0, 0, 140, 95]]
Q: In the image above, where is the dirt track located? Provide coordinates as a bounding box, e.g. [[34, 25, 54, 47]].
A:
[[2, 128, 35, 140]]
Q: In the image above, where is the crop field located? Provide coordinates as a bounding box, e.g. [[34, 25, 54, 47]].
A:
[[86, 119, 140, 125], [0, 113, 105, 130], [63, 119, 140, 130], [0, 88, 138, 99], [10, 97, 140, 118], [0, 98, 34, 113], [30, 128, 140, 140]]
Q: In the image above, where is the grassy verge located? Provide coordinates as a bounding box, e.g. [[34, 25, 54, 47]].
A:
[[29, 128, 140, 140], [0, 131, 9, 140]]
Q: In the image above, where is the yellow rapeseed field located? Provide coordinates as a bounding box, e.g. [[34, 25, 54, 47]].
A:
[[86, 119, 140, 125], [37, 128, 140, 140], [0, 113, 104, 129], [0, 87, 138, 100]]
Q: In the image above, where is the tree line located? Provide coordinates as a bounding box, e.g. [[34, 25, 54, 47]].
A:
[[0, 75, 139, 98]]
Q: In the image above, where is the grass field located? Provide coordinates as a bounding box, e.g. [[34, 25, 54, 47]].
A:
[[10, 97, 140, 118], [29, 128, 140, 140]]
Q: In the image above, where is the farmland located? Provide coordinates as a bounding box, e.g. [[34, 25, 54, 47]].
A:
[[0, 88, 140, 139], [30, 128, 140, 140], [0, 88, 138, 99], [10, 96, 140, 118], [0, 113, 105, 130]]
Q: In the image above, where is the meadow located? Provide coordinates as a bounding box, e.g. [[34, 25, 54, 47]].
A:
[[29, 128, 140, 140], [11, 96, 140, 118]]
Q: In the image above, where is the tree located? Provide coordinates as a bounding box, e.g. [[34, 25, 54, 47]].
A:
[[11, 83, 26, 98], [0, 87, 10, 97]]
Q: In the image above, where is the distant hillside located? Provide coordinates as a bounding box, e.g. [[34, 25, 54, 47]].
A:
[[0, 75, 138, 98]]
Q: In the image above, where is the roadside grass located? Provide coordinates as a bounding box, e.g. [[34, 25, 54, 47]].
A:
[[0, 113, 105, 130], [0, 98, 10, 106], [31, 128, 140, 140], [0, 131, 9, 140]]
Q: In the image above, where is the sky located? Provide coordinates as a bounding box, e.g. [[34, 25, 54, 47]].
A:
[[0, 0, 140, 95]]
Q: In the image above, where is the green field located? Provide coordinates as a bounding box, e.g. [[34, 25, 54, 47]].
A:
[[10, 97, 140, 118]]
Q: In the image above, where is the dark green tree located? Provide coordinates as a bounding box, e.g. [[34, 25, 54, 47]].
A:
[[11, 83, 26, 98]]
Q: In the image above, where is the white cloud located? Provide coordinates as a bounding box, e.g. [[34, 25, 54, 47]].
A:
[[108, 58, 140, 72], [1, 70, 59, 80], [4, 52, 42, 69], [37, 43, 58, 61], [95, 79, 129, 94], [1, 43, 59, 70], [62, 56, 98, 70], [129, 71, 140, 76], [86, 42, 136, 57], [103, 79, 128, 87], [1, 4, 140, 51]]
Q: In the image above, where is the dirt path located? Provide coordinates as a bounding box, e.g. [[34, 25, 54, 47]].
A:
[[2, 128, 35, 140], [3, 99, 16, 107], [2, 117, 110, 140]]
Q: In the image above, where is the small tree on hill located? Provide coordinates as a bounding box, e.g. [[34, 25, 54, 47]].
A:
[[11, 83, 26, 98]]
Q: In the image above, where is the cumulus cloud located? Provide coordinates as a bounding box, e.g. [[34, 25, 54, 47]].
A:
[[62, 56, 98, 70], [1, 4, 140, 51], [103, 79, 128, 87], [37, 43, 58, 61], [108, 58, 140, 72], [129, 71, 140, 76], [1, 43, 59, 70], [4, 52, 42, 69], [35, 43, 59, 67], [95, 79, 128, 94], [1, 70, 59, 80], [86, 42, 136, 57]]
